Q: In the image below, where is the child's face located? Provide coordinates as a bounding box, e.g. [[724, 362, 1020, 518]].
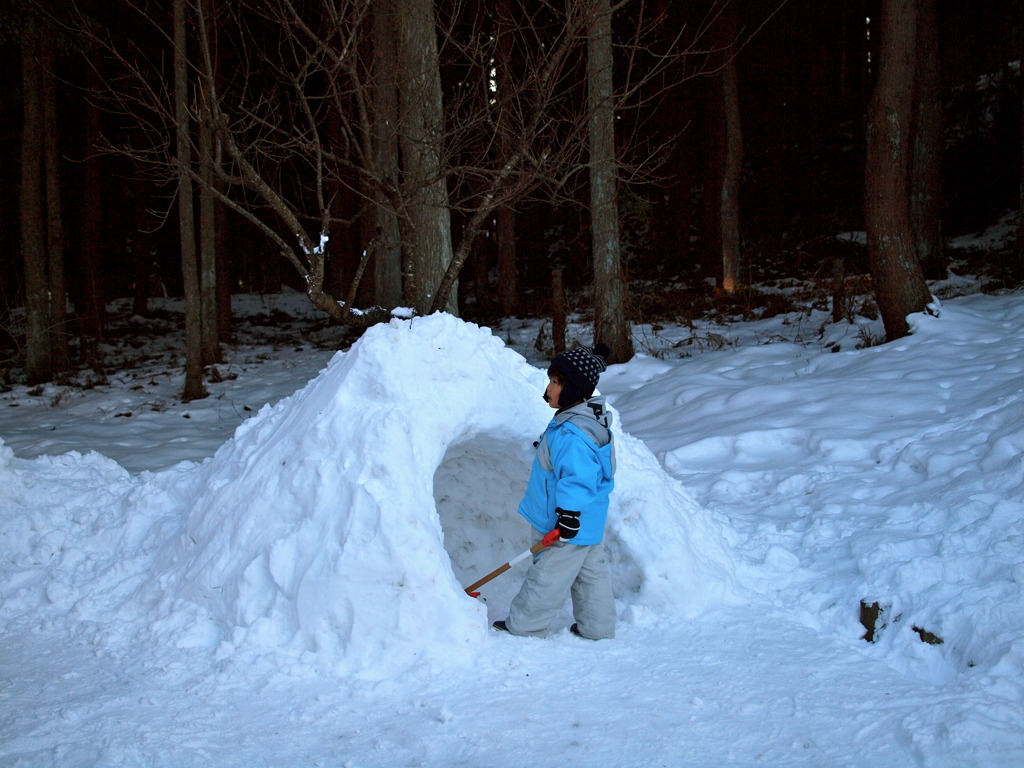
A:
[[544, 376, 563, 409]]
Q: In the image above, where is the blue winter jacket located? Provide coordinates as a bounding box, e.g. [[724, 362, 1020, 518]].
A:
[[517, 399, 615, 545]]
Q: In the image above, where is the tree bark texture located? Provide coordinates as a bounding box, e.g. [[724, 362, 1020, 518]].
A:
[[720, 40, 744, 294], [1020, 64, 1024, 280], [41, 34, 69, 373], [199, 100, 221, 365], [496, 206, 517, 315], [397, 0, 456, 315], [552, 268, 566, 356], [79, 61, 105, 367], [700, 76, 723, 286], [197, 0, 221, 361], [495, 0, 519, 316], [911, 0, 946, 280], [130, 180, 150, 318], [832, 257, 848, 323], [215, 197, 233, 342], [175, 0, 207, 401], [587, 0, 633, 363], [20, 16, 50, 384], [864, 0, 932, 342], [369, 0, 403, 310]]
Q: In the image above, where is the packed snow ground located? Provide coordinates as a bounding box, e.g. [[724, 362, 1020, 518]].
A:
[[2, 261, 1024, 766]]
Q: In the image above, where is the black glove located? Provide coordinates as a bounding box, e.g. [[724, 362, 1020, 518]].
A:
[[556, 508, 581, 540]]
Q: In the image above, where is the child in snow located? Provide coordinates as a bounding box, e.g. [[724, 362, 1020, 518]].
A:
[[494, 343, 617, 640]]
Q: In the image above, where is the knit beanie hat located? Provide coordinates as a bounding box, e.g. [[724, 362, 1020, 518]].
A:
[[551, 343, 611, 407]]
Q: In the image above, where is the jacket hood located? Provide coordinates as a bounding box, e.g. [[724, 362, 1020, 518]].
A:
[[555, 398, 611, 448]]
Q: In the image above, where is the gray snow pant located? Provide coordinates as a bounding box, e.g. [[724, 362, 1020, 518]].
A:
[[506, 539, 616, 639]]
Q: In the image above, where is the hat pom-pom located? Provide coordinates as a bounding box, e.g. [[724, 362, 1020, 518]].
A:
[[593, 342, 611, 362]]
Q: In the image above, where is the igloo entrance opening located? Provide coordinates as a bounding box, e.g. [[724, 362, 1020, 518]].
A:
[[432, 429, 674, 630], [433, 434, 535, 619]]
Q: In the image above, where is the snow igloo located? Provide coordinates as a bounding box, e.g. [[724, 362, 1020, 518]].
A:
[[11, 314, 739, 679]]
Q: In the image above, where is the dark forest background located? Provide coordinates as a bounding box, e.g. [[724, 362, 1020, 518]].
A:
[[1, 0, 1022, 398]]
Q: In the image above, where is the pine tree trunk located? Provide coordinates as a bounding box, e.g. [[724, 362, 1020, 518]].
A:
[[80, 62, 105, 367], [552, 268, 566, 356], [911, 0, 946, 280], [496, 206, 517, 315], [720, 40, 744, 294], [397, 0, 456, 315], [369, 0, 403, 309], [1019, 67, 1024, 281], [41, 35, 69, 373], [175, 0, 207, 401], [216, 198, 232, 342], [495, 0, 519, 316], [701, 77, 723, 288], [865, 0, 932, 342], [130, 180, 150, 317], [199, 103, 221, 365], [588, 0, 633, 363], [20, 16, 50, 384]]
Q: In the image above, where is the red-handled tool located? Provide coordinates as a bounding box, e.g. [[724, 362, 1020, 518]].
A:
[[464, 529, 560, 597]]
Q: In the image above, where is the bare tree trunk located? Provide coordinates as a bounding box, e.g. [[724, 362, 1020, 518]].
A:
[[80, 61, 105, 368], [832, 256, 847, 323], [20, 16, 50, 384], [216, 200, 232, 341], [552, 268, 566, 356], [495, 207, 517, 314], [130, 182, 150, 317], [176, 0, 207, 401], [1019, 62, 1024, 281], [199, 100, 221, 365], [588, 0, 633, 363], [865, 0, 932, 342], [495, 0, 519, 316], [701, 77, 723, 288], [369, 0, 403, 309], [197, 0, 221, 361], [911, 0, 946, 280], [397, 0, 456, 315], [720, 38, 744, 294], [41, 35, 69, 374], [471, 231, 490, 310]]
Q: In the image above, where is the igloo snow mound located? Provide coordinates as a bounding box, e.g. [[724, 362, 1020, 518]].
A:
[[1, 314, 740, 679]]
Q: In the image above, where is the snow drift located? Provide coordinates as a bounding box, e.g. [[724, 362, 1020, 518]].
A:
[[0, 314, 739, 678]]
